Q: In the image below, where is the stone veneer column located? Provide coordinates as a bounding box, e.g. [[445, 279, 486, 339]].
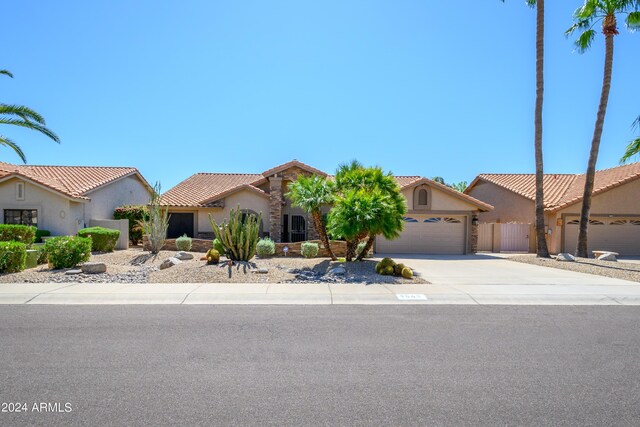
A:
[[470, 213, 479, 253], [269, 176, 283, 242], [307, 213, 320, 241]]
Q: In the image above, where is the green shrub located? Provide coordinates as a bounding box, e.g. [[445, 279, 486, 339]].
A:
[[206, 249, 220, 265], [0, 241, 27, 273], [77, 227, 120, 252], [35, 229, 51, 243], [175, 234, 192, 251], [301, 242, 319, 258], [0, 224, 36, 244], [401, 267, 414, 279], [45, 236, 92, 269], [114, 205, 149, 245], [256, 238, 276, 258], [213, 238, 225, 254], [35, 245, 48, 265]]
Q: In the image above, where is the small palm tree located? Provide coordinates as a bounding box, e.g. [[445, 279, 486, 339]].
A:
[[286, 174, 337, 260], [566, 0, 640, 257], [1, 70, 60, 162], [620, 115, 640, 163]]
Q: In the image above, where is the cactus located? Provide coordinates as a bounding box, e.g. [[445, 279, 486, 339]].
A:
[[376, 257, 396, 275], [206, 249, 220, 264], [209, 206, 261, 261], [383, 266, 395, 275], [401, 267, 413, 279], [213, 238, 225, 254], [393, 263, 406, 276]]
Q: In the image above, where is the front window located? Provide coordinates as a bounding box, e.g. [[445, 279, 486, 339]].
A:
[[4, 209, 38, 226]]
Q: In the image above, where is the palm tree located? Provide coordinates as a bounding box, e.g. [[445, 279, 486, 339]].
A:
[[286, 174, 337, 260], [566, 1, 640, 257], [501, 0, 550, 258], [620, 115, 640, 163], [1, 70, 59, 162]]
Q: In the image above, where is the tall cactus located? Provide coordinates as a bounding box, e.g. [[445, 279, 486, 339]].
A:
[[209, 206, 261, 261]]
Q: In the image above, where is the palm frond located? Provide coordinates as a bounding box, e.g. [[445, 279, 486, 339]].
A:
[[0, 135, 26, 163], [620, 138, 640, 163], [0, 104, 46, 124], [0, 70, 13, 78], [627, 11, 640, 31], [575, 29, 597, 52], [632, 115, 640, 131], [0, 118, 60, 142]]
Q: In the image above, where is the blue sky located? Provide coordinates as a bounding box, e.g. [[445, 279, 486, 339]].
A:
[[3, 1, 639, 189]]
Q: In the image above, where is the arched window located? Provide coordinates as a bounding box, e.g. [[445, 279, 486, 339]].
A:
[[413, 186, 430, 209], [418, 189, 428, 205]]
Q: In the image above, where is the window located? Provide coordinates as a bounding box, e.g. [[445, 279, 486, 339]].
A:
[[15, 182, 25, 201], [4, 209, 38, 226], [418, 189, 428, 205], [424, 217, 462, 224], [413, 186, 430, 209], [403, 217, 418, 222]]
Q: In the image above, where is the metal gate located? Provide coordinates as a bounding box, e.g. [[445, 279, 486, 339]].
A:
[[500, 223, 530, 252], [290, 215, 306, 242]]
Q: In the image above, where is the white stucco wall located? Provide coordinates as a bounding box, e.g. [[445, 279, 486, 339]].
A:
[[0, 177, 78, 235], [83, 175, 151, 225]]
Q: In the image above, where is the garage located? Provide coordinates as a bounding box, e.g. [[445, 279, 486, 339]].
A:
[[376, 215, 467, 254], [563, 216, 640, 256]]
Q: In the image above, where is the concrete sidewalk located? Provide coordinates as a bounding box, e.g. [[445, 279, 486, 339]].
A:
[[1, 281, 640, 305]]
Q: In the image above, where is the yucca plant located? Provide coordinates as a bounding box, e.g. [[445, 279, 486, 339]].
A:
[[209, 206, 261, 261]]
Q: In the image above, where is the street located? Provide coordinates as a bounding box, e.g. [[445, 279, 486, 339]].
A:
[[1, 305, 639, 426]]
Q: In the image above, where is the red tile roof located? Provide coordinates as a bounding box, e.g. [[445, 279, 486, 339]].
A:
[[466, 162, 640, 211], [0, 161, 149, 201]]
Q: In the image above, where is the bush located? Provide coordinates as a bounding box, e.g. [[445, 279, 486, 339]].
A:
[[114, 205, 149, 245], [256, 238, 275, 258], [45, 236, 92, 269], [35, 229, 51, 243], [0, 241, 27, 273], [77, 227, 120, 252], [301, 242, 319, 258], [0, 224, 36, 244], [35, 246, 48, 265], [213, 238, 225, 254], [206, 249, 220, 265], [175, 234, 192, 251]]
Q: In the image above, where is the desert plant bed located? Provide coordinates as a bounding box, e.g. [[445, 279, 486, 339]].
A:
[[510, 254, 640, 283], [0, 248, 427, 284]]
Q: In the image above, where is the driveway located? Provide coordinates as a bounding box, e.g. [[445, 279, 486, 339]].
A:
[[377, 253, 638, 286]]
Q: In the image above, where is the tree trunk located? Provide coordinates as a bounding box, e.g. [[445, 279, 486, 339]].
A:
[[345, 239, 358, 262], [355, 233, 375, 261], [534, 0, 550, 258], [311, 210, 336, 261], [576, 28, 615, 257]]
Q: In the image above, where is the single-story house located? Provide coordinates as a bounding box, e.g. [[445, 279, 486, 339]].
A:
[[464, 162, 640, 255], [161, 160, 493, 254], [0, 161, 152, 236]]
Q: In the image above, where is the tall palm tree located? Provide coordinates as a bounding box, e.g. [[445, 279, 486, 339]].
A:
[[566, 1, 640, 257], [1, 70, 59, 162], [620, 115, 640, 163], [502, 0, 550, 257], [286, 174, 337, 260]]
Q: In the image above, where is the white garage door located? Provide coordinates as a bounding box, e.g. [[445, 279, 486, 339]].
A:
[[563, 217, 640, 256], [376, 216, 466, 254]]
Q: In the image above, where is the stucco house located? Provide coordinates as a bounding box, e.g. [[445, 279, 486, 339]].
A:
[[161, 160, 493, 254], [0, 161, 152, 236], [465, 162, 640, 255]]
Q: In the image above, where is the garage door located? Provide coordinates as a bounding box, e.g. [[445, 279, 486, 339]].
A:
[[563, 217, 640, 256], [376, 216, 466, 254]]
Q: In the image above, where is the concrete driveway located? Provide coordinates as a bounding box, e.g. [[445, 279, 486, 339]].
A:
[[378, 253, 637, 286]]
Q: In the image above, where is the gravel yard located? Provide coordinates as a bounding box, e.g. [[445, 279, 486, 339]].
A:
[[0, 249, 426, 284], [510, 254, 640, 283]]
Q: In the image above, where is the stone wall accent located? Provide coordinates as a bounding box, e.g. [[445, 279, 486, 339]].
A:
[[143, 236, 213, 252], [274, 240, 347, 257], [306, 217, 320, 241], [470, 214, 479, 253], [269, 176, 283, 242]]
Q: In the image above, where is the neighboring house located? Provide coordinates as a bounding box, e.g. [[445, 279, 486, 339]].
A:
[[465, 162, 640, 255], [0, 161, 152, 236], [161, 160, 493, 254]]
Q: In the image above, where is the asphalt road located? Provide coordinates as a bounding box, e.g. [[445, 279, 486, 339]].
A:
[[1, 306, 640, 426]]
